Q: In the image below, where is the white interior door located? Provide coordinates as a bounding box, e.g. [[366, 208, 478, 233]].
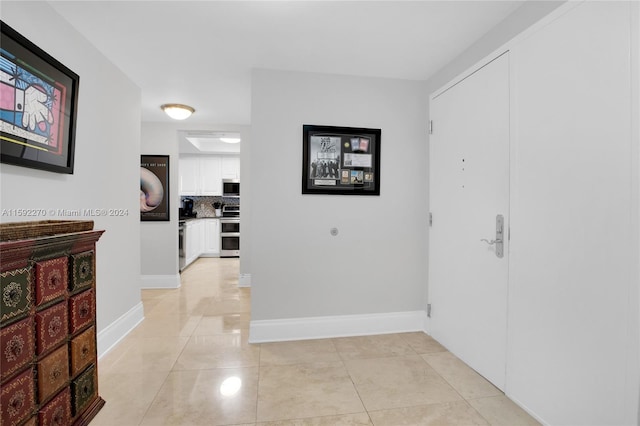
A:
[[428, 53, 510, 389]]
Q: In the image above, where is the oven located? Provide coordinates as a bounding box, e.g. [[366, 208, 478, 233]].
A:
[[220, 205, 240, 257]]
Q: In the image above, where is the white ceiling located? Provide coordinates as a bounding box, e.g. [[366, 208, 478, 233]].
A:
[[49, 1, 524, 125]]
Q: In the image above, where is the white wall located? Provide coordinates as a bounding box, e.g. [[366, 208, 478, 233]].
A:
[[140, 123, 180, 288], [140, 122, 251, 287], [249, 69, 428, 332], [634, 3, 640, 421], [0, 2, 142, 356], [506, 2, 639, 424], [426, 1, 639, 424], [426, 1, 565, 95]]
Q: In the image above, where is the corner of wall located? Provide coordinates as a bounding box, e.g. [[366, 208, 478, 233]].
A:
[[97, 302, 144, 359]]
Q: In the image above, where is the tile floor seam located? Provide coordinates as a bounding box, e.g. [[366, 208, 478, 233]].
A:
[[344, 360, 372, 419], [263, 411, 374, 425], [462, 397, 499, 426], [419, 355, 495, 425], [135, 306, 198, 424], [136, 370, 173, 426], [370, 401, 498, 426], [254, 340, 262, 424], [328, 337, 347, 369], [398, 333, 421, 357], [167, 331, 195, 373]]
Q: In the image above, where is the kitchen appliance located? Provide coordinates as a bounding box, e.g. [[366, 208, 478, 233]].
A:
[[221, 204, 239, 217], [222, 179, 240, 197], [182, 198, 196, 218], [220, 204, 240, 257]]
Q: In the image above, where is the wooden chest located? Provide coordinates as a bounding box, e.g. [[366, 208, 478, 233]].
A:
[[0, 220, 105, 426]]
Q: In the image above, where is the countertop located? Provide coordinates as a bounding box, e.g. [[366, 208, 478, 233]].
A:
[[179, 216, 222, 223]]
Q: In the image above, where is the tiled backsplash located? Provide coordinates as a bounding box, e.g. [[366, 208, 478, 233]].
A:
[[180, 196, 239, 217]]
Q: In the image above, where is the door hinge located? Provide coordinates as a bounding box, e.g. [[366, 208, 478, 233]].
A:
[[427, 303, 432, 318], [429, 120, 433, 135], [429, 212, 433, 227]]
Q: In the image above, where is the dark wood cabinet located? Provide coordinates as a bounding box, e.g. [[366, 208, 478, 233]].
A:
[[0, 221, 104, 426]]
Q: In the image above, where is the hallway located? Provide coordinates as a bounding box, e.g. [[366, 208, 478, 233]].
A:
[[93, 258, 539, 425]]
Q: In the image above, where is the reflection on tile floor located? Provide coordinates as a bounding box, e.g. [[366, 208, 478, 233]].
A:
[[94, 258, 540, 426]]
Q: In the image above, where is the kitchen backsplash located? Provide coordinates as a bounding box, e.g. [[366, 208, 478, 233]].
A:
[[181, 196, 239, 217]]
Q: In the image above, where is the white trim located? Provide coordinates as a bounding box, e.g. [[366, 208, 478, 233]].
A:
[[97, 302, 144, 359], [238, 273, 251, 288], [627, 2, 640, 423], [140, 274, 181, 289], [422, 309, 431, 335], [249, 311, 426, 343]]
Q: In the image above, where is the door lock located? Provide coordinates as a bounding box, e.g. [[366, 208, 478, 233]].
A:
[[480, 238, 503, 245], [480, 215, 504, 258]]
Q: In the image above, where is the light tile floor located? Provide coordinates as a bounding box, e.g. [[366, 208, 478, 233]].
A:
[[93, 258, 540, 426]]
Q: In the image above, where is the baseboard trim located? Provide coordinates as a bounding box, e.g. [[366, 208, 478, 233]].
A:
[[249, 310, 426, 343], [239, 273, 251, 288], [422, 309, 431, 334], [140, 274, 181, 289], [97, 302, 144, 359]]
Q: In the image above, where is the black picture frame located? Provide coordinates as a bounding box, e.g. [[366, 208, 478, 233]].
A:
[[302, 124, 381, 195], [0, 21, 80, 174], [141, 155, 170, 222]]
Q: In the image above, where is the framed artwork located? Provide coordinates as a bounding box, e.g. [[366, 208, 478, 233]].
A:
[[0, 21, 80, 174], [302, 124, 381, 195], [140, 155, 170, 221]]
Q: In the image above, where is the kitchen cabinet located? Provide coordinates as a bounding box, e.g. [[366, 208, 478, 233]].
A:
[[179, 157, 199, 195], [183, 219, 219, 269], [221, 156, 240, 180], [199, 156, 222, 196], [179, 155, 239, 196], [202, 219, 220, 256], [184, 220, 204, 267]]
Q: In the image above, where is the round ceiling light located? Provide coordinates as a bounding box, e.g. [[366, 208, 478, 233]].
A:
[[161, 103, 195, 120], [220, 137, 241, 144]]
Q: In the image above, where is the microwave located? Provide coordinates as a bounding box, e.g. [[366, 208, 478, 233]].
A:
[[222, 179, 240, 197]]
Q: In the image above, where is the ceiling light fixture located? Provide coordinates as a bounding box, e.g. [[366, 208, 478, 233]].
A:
[[161, 103, 195, 120], [220, 137, 241, 144]]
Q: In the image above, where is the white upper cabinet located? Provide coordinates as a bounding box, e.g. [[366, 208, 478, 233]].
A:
[[199, 156, 222, 195], [180, 155, 239, 195], [221, 156, 240, 180], [179, 157, 199, 195]]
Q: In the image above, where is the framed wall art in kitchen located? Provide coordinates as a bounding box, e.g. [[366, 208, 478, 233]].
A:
[[0, 21, 80, 174], [140, 155, 170, 221], [302, 124, 381, 195]]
